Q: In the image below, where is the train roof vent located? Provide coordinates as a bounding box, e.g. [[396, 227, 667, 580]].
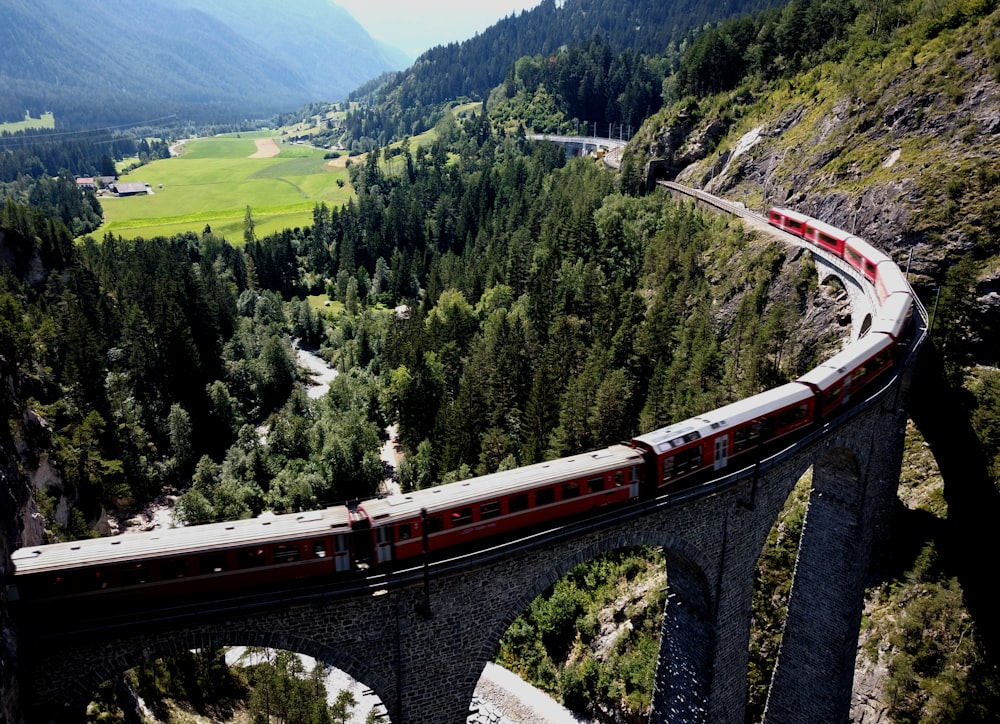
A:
[[111, 540, 121, 545], [70, 545, 81, 551], [373, 513, 390, 520]]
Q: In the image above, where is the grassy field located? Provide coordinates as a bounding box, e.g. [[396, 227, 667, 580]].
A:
[[100, 131, 354, 241], [0, 112, 55, 133], [98, 103, 481, 242]]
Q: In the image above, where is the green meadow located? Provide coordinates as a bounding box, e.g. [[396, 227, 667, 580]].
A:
[[100, 132, 354, 241], [0, 112, 56, 133]]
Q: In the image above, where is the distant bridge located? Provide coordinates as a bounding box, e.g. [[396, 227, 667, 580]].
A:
[[14, 185, 926, 724], [526, 133, 626, 166]]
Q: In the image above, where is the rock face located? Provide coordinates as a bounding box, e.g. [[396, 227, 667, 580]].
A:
[[0, 396, 46, 724], [627, 31, 1000, 366]]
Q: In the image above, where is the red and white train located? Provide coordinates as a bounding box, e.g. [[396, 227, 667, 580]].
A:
[[7, 206, 917, 610]]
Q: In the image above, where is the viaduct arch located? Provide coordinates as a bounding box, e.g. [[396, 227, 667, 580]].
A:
[[14, 184, 924, 723]]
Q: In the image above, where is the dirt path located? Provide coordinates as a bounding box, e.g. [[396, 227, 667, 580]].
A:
[[250, 137, 280, 158]]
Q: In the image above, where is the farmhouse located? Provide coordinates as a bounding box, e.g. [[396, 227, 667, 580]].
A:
[[76, 177, 95, 190], [110, 182, 151, 197]]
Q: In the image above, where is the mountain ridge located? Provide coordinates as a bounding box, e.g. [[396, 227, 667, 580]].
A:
[[0, 0, 407, 126]]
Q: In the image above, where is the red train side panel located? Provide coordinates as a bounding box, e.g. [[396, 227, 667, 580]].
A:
[[802, 218, 852, 257], [632, 383, 815, 491], [768, 207, 812, 238], [843, 236, 890, 284], [357, 444, 645, 563], [796, 332, 896, 419]]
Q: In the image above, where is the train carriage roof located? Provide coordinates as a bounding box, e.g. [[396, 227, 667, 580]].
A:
[[844, 235, 890, 266], [871, 293, 913, 340], [769, 207, 812, 223], [875, 259, 910, 300], [12, 507, 352, 575], [796, 333, 895, 391], [803, 218, 856, 242], [359, 444, 646, 520], [632, 383, 813, 455]]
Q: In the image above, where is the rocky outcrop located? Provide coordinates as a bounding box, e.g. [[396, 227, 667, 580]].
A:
[[1, 411, 36, 724]]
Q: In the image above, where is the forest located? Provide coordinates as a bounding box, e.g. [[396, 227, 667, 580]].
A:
[[0, 111, 824, 722]]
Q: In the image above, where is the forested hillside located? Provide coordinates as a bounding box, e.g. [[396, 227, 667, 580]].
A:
[[0, 111, 831, 721], [343, 0, 788, 147]]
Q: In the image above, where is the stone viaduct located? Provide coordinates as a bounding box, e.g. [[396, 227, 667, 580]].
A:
[[13, 187, 925, 724]]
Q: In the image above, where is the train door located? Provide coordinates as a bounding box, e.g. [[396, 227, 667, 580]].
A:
[[332, 534, 351, 572], [375, 526, 394, 564], [628, 465, 641, 498], [714, 435, 729, 470], [349, 510, 375, 567]]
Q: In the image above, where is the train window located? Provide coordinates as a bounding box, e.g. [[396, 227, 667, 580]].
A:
[[778, 404, 810, 428], [480, 501, 501, 519], [274, 544, 301, 563], [614, 471, 623, 486], [662, 456, 674, 481], [160, 558, 189, 579], [313, 540, 328, 558], [425, 515, 444, 534], [562, 481, 581, 499], [237, 547, 267, 568], [121, 563, 149, 586], [589, 476, 606, 493], [44, 573, 69, 592], [536, 488, 555, 506], [451, 508, 473, 526], [824, 384, 843, 407], [509, 494, 529, 513], [733, 426, 752, 452], [200, 554, 226, 574], [675, 446, 703, 476], [398, 523, 412, 540], [83, 568, 109, 591]]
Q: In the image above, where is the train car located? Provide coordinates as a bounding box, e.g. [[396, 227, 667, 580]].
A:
[[767, 207, 812, 237], [354, 444, 646, 564], [631, 382, 815, 491], [874, 258, 909, 306], [843, 235, 890, 284], [796, 332, 897, 419], [871, 292, 914, 342], [9, 506, 354, 607], [801, 218, 856, 257]]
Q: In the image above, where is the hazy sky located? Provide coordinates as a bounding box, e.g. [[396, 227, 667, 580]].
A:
[[337, 0, 545, 59]]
